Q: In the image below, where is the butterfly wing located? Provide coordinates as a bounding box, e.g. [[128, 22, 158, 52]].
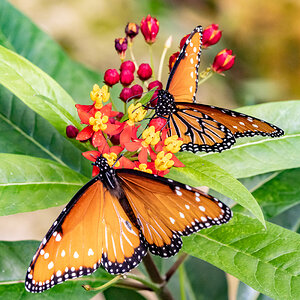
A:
[[25, 178, 147, 293], [167, 103, 284, 153], [166, 25, 203, 103], [116, 170, 232, 258]]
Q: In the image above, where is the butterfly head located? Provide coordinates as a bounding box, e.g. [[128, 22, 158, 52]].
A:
[[155, 89, 176, 117]]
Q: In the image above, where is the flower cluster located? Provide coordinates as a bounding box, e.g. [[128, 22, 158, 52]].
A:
[[66, 16, 236, 177]]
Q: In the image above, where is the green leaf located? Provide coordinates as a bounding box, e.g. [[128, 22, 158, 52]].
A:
[[181, 256, 228, 300], [0, 0, 103, 105], [104, 288, 147, 300], [0, 154, 89, 216], [252, 168, 300, 219], [170, 153, 265, 226], [198, 101, 300, 178], [269, 203, 300, 232], [0, 240, 40, 282], [0, 89, 92, 177], [182, 212, 300, 300], [0, 45, 79, 136]]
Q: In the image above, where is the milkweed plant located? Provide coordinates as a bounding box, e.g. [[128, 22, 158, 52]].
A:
[[0, 1, 299, 299]]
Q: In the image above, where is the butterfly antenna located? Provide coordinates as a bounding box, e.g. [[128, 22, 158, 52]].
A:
[[113, 154, 123, 168]]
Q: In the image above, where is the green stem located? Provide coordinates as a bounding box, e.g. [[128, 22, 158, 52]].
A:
[[103, 133, 113, 147], [179, 265, 186, 300], [198, 68, 214, 86], [128, 41, 139, 70], [126, 274, 160, 292], [148, 44, 155, 80], [83, 275, 121, 291], [158, 36, 172, 82]]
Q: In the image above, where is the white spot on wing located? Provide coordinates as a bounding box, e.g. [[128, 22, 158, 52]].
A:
[[88, 248, 94, 256], [73, 251, 79, 259], [48, 261, 54, 270], [170, 217, 175, 224]]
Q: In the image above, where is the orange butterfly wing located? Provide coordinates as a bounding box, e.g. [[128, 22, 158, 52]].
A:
[[25, 178, 146, 293], [117, 170, 232, 257], [166, 26, 203, 103], [166, 103, 284, 153]]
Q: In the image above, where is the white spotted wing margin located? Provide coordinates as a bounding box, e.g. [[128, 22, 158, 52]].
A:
[[25, 176, 147, 293], [116, 169, 232, 258]]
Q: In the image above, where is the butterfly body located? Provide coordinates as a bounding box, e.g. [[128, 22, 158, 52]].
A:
[[153, 25, 284, 153], [25, 156, 232, 293]]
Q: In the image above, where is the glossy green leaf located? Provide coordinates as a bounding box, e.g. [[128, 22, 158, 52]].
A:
[[198, 101, 300, 178], [0, 0, 104, 105], [170, 153, 265, 226], [0, 154, 89, 216], [0, 240, 40, 282], [252, 168, 300, 219], [0, 89, 92, 177], [182, 212, 300, 300], [0, 45, 80, 136]]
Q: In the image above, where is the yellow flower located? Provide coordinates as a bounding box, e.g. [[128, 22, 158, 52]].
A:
[[155, 151, 174, 171], [141, 126, 161, 147], [90, 84, 110, 109], [127, 103, 147, 125], [164, 135, 183, 153], [134, 163, 152, 174], [89, 111, 109, 132], [103, 153, 120, 167]]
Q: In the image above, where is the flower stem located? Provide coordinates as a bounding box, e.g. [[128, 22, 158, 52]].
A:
[[142, 252, 175, 300], [179, 265, 186, 300], [128, 41, 139, 70], [103, 133, 113, 147], [126, 274, 160, 292], [165, 253, 188, 282], [82, 275, 121, 291], [158, 36, 172, 82], [148, 44, 155, 80], [198, 67, 214, 86]]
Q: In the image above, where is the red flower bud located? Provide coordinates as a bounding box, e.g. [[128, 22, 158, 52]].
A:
[[66, 125, 79, 138], [148, 80, 163, 106], [149, 118, 167, 131], [104, 69, 120, 86], [168, 51, 180, 72], [125, 22, 139, 40], [119, 87, 133, 102], [131, 84, 143, 99], [140, 15, 159, 44], [115, 37, 128, 60], [202, 24, 222, 48], [212, 49, 236, 73], [137, 63, 152, 80], [120, 69, 134, 86], [179, 34, 189, 49], [120, 60, 135, 73]]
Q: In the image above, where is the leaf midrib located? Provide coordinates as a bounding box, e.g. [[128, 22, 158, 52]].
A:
[[0, 182, 84, 187], [0, 112, 67, 167]]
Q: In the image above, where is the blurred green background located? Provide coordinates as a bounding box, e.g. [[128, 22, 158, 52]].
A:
[[10, 0, 300, 109]]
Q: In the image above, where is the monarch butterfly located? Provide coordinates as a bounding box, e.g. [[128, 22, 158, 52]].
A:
[[25, 156, 232, 293], [153, 25, 284, 153]]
